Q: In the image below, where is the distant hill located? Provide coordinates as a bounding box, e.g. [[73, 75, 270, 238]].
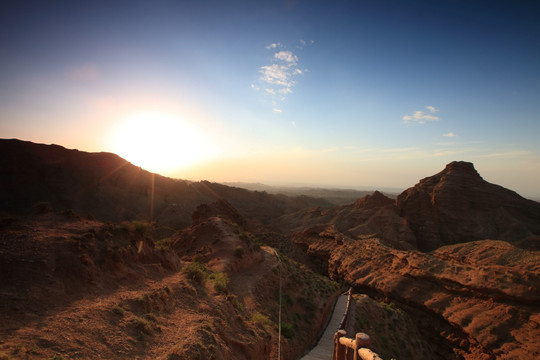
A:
[[0, 139, 330, 229], [224, 182, 400, 205]]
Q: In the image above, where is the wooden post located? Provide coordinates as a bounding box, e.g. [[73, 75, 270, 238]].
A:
[[355, 332, 371, 348], [333, 330, 347, 360]]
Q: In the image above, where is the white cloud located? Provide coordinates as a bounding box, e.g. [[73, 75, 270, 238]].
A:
[[266, 42, 281, 49], [278, 87, 293, 94], [402, 107, 441, 124], [274, 50, 298, 64], [443, 132, 456, 137], [260, 64, 295, 87], [255, 43, 307, 111], [273, 108, 282, 113]]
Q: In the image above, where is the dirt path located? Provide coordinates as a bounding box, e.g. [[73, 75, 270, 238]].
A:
[[228, 246, 278, 311]]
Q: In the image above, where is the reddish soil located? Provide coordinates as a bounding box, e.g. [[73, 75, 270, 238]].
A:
[[0, 211, 339, 360]]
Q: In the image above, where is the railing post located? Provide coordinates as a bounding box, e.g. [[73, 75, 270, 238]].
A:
[[354, 333, 370, 360], [355, 332, 371, 348], [333, 329, 347, 360]]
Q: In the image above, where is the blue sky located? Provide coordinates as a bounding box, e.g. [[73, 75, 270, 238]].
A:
[[1, 0, 540, 197]]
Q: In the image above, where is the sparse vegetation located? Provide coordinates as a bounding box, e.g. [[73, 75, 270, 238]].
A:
[[380, 301, 397, 313], [227, 294, 244, 311], [133, 316, 154, 335], [113, 304, 126, 316], [209, 271, 229, 294], [253, 312, 274, 331], [156, 237, 172, 251], [48, 356, 64, 360], [280, 321, 295, 339], [182, 261, 209, 283]]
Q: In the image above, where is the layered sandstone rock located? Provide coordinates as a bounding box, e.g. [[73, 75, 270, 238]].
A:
[[397, 161, 540, 251]]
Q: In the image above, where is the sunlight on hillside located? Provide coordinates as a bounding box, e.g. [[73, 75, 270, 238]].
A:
[[107, 112, 217, 174]]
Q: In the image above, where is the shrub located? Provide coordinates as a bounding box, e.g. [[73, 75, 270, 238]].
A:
[[280, 322, 295, 339], [182, 262, 209, 283], [209, 271, 229, 294], [227, 294, 244, 311], [156, 237, 172, 252], [253, 313, 274, 331], [113, 304, 125, 316], [380, 301, 397, 313], [133, 316, 154, 335]]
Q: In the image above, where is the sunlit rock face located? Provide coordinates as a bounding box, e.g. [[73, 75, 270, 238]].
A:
[[397, 161, 540, 251]]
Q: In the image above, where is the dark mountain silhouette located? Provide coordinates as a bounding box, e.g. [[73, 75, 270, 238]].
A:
[[0, 139, 330, 229]]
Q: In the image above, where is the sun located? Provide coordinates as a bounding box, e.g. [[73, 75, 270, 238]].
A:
[[107, 112, 215, 174]]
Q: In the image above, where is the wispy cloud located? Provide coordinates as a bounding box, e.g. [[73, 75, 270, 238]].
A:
[[402, 105, 440, 124], [255, 42, 311, 112], [273, 108, 282, 113], [266, 42, 281, 49], [443, 132, 456, 137], [298, 39, 315, 48], [260, 64, 295, 88], [274, 50, 298, 64]]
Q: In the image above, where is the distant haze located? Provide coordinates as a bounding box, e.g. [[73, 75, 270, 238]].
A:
[[1, 1, 539, 198]]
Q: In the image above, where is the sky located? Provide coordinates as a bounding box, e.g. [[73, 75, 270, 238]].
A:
[[1, 0, 540, 198]]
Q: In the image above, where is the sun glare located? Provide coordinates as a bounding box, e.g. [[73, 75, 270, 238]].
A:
[[107, 112, 216, 174]]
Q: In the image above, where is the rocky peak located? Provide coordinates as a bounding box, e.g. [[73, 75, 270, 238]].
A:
[[354, 191, 394, 209], [397, 161, 540, 251]]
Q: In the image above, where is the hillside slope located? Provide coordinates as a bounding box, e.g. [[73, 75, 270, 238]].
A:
[[0, 139, 330, 230], [0, 201, 339, 359]]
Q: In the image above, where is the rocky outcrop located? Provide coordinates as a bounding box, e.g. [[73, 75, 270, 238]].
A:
[[274, 191, 417, 250], [397, 161, 540, 251], [327, 238, 540, 360], [353, 190, 394, 209]]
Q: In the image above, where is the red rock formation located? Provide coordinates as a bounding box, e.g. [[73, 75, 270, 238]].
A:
[[397, 161, 540, 251], [274, 191, 417, 250]]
